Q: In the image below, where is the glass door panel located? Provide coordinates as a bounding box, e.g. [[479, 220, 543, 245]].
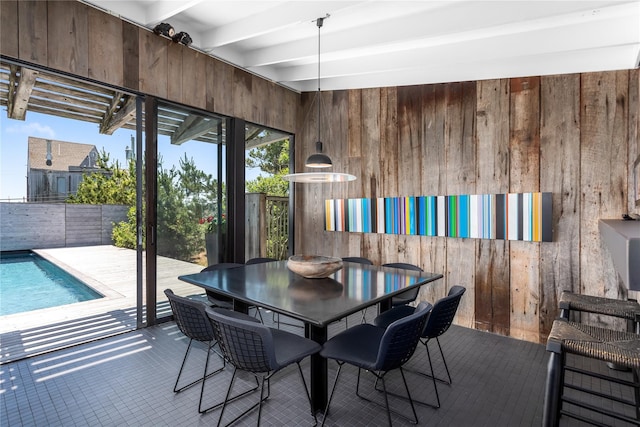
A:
[[154, 102, 227, 319]]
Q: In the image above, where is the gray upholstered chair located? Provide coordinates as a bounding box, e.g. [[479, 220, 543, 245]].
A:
[[164, 289, 260, 413], [321, 301, 432, 426], [206, 307, 321, 426], [374, 285, 466, 408]]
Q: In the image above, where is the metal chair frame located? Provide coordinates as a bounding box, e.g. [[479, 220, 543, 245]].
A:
[[206, 307, 320, 427], [373, 285, 466, 409], [321, 302, 432, 426], [165, 289, 260, 414]]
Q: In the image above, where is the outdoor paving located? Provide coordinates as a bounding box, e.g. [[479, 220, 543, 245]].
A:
[[0, 245, 205, 363]]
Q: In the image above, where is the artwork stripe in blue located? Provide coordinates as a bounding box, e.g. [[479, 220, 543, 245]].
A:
[[458, 194, 469, 238]]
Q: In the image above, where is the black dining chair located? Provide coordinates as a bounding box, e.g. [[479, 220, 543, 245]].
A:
[[358, 262, 422, 324], [374, 285, 466, 408], [164, 289, 260, 414], [342, 257, 374, 326], [245, 257, 277, 265], [200, 263, 244, 310], [244, 257, 277, 322], [321, 301, 432, 426], [342, 256, 374, 265], [206, 307, 321, 426], [382, 262, 424, 307]]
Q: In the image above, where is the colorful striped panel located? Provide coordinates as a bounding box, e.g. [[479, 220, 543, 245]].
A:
[[324, 192, 552, 242]]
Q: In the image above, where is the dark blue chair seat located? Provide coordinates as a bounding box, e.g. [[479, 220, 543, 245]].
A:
[[206, 307, 321, 426], [374, 285, 466, 409], [321, 301, 432, 426], [164, 289, 260, 414]]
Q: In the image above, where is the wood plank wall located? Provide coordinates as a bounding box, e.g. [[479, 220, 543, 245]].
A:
[[0, 0, 298, 133], [294, 70, 640, 344], [2, 0, 639, 344]]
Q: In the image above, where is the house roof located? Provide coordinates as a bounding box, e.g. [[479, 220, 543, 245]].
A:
[[28, 137, 97, 172]]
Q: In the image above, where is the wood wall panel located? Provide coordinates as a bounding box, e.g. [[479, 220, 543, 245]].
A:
[[88, 8, 123, 87], [444, 82, 477, 328], [122, 22, 139, 91], [475, 79, 510, 334], [47, 1, 88, 77], [539, 74, 581, 340], [509, 77, 541, 341], [167, 43, 182, 102], [18, 1, 47, 63], [139, 30, 168, 98], [581, 72, 629, 313], [398, 85, 424, 196], [1, 1, 19, 59]]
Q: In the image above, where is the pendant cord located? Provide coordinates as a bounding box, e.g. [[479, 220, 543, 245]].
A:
[[317, 17, 323, 146]]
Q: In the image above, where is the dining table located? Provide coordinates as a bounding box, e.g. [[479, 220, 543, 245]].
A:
[[178, 259, 443, 412]]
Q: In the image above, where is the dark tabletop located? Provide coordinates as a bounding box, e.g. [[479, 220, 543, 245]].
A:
[[179, 260, 443, 327]]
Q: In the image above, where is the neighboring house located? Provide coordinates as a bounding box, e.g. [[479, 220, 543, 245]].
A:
[[27, 137, 104, 202]]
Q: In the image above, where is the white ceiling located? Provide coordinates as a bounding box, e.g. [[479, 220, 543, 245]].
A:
[[84, 0, 640, 93]]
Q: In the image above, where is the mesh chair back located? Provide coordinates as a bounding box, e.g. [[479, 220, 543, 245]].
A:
[[383, 262, 423, 303], [165, 289, 216, 342], [342, 257, 374, 265], [423, 286, 466, 339], [207, 307, 277, 373], [245, 257, 277, 265], [382, 262, 422, 271], [375, 301, 432, 371]]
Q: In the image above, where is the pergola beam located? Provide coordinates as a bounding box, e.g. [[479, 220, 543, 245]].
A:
[[101, 95, 137, 135], [9, 67, 38, 120]]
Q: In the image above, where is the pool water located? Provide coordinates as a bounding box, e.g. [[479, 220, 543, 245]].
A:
[[0, 252, 103, 316]]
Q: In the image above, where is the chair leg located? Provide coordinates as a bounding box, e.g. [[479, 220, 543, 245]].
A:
[[322, 362, 344, 427], [424, 342, 441, 408], [217, 370, 268, 427], [217, 367, 238, 427], [542, 351, 562, 427], [356, 368, 419, 425], [434, 337, 452, 384], [174, 339, 224, 395], [296, 362, 318, 424]]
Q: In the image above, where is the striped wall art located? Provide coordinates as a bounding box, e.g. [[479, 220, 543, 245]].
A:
[[325, 192, 552, 242]]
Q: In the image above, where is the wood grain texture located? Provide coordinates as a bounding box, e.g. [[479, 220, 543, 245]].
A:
[[444, 82, 477, 328], [580, 72, 628, 316], [139, 29, 168, 98], [509, 77, 541, 342], [167, 43, 182, 102], [398, 85, 424, 196], [88, 8, 123, 87], [47, 1, 88, 76], [18, 0, 46, 63], [539, 74, 580, 340], [476, 79, 510, 334], [1, 1, 19, 59], [122, 21, 139, 91]]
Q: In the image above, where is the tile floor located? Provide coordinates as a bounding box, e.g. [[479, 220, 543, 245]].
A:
[[1, 310, 637, 426]]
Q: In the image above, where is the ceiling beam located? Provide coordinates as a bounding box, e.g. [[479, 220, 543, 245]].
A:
[[143, 0, 206, 25]]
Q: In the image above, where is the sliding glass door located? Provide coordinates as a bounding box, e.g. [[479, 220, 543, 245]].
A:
[[152, 101, 229, 320]]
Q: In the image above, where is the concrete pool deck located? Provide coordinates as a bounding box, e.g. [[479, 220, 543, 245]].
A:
[[0, 245, 208, 363]]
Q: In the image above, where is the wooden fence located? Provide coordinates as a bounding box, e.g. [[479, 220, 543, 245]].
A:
[[245, 194, 289, 260], [0, 203, 128, 251]]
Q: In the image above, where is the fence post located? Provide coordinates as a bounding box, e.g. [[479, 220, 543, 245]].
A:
[[245, 193, 267, 260]]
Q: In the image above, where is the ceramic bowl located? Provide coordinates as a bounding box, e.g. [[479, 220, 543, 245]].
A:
[[287, 255, 343, 279]]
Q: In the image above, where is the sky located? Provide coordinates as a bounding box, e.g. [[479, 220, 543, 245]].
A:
[[0, 110, 261, 200]]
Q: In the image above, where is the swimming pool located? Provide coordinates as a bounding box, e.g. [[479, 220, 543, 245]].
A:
[[0, 251, 103, 316]]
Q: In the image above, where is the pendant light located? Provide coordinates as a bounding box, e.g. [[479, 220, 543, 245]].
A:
[[284, 15, 356, 183]]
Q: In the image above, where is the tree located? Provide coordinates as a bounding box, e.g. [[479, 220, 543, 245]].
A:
[[246, 139, 290, 197], [66, 149, 135, 205]]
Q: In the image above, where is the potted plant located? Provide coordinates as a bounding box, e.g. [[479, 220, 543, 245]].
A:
[[200, 213, 226, 265]]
